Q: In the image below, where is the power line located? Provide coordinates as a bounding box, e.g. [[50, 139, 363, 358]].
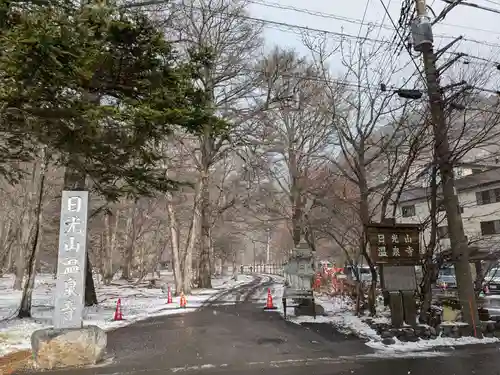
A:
[[157, 0, 499, 77], [245, 0, 500, 49], [354, 0, 372, 55], [226, 68, 500, 117], [354, 0, 394, 113], [230, 67, 406, 92], [376, 0, 500, 115], [260, 16, 500, 69], [377, 0, 393, 40], [224, 66, 500, 103], [125, 1, 500, 94], [481, 0, 500, 5], [127, 0, 500, 51], [439, 0, 500, 14], [369, 0, 406, 91], [379, 0, 428, 86], [256, 14, 500, 69], [218, 5, 500, 69]]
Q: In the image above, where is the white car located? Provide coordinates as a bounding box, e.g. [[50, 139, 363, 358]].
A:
[[485, 268, 500, 295]]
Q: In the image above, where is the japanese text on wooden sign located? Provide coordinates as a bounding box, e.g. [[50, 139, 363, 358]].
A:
[[53, 191, 89, 329], [367, 224, 420, 264]]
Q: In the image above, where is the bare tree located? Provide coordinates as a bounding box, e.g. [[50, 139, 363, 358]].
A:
[[304, 32, 426, 315], [307, 167, 363, 266], [161, 137, 200, 294], [165, 0, 268, 288], [248, 47, 339, 251], [18, 147, 49, 318]]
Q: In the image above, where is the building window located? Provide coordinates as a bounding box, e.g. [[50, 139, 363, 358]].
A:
[[476, 189, 500, 205], [480, 220, 500, 235], [401, 205, 416, 218], [437, 226, 449, 239], [477, 190, 491, 205]]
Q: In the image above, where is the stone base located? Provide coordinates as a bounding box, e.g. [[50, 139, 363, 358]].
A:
[[364, 319, 500, 345], [294, 302, 325, 316], [31, 325, 107, 370]]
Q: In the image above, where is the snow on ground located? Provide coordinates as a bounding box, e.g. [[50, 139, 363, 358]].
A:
[[279, 294, 500, 352], [0, 272, 254, 357]]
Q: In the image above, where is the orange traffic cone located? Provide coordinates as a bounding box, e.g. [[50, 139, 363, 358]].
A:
[[113, 298, 123, 321], [167, 286, 172, 304], [264, 288, 277, 310], [180, 292, 187, 308]]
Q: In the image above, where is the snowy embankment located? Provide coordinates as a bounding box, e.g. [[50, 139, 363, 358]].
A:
[[280, 294, 499, 352], [0, 271, 253, 357]]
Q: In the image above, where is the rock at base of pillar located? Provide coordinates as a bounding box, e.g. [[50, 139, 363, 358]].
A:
[[294, 300, 325, 316], [31, 325, 107, 370]]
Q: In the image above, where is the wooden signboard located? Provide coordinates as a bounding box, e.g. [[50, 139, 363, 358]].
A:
[[367, 223, 421, 265]]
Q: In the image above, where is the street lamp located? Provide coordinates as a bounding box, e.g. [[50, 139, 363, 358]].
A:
[[380, 83, 423, 100]]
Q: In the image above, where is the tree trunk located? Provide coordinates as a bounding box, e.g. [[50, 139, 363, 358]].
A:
[[84, 251, 97, 306], [63, 168, 97, 306], [232, 250, 237, 277], [19, 148, 48, 318], [15, 211, 32, 290], [166, 180, 202, 294], [103, 209, 118, 285], [6, 244, 14, 273], [183, 181, 202, 293], [419, 163, 439, 323], [139, 245, 145, 280], [14, 158, 41, 290], [209, 227, 215, 276], [122, 207, 134, 280], [0, 221, 12, 276], [154, 233, 163, 279], [198, 169, 212, 288], [13, 246, 24, 289], [474, 261, 483, 293], [419, 36, 481, 336], [358, 151, 377, 316], [166, 192, 184, 295]]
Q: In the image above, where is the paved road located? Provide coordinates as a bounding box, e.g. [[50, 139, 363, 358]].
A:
[[19, 275, 500, 375], [166, 344, 500, 375]]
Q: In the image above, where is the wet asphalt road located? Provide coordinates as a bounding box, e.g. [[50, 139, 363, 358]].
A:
[[19, 275, 500, 375]]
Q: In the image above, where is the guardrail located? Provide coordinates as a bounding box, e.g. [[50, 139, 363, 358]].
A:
[[240, 264, 285, 276]]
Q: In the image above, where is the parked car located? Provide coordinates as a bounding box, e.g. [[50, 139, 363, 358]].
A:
[[484, 268, 500, 295], [436, 266, 457, 289], [345, 265, 378, 285]]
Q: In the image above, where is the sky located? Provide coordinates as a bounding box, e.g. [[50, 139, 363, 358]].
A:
[[247, 0, 500, 94]]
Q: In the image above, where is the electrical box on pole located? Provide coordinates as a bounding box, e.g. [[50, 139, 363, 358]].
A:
[[411, 16, 433, 52]]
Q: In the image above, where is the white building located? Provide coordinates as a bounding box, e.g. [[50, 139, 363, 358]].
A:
[[396, 163, 500, 254]]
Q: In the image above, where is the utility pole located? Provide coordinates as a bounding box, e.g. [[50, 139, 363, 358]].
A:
[[411, 0, 481, 336]]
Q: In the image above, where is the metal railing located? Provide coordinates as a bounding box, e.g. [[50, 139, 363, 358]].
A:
[[240, 263, 285, 276]]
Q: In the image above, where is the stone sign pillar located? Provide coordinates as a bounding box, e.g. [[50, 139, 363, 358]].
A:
[[54, 191, 89, 329], [282, 240, 320, 319], [31, 191, 107, 370]]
